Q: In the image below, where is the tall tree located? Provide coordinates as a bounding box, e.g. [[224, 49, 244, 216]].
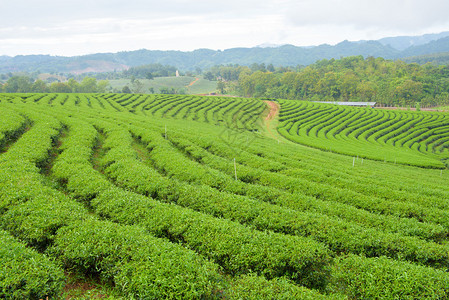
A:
[[132, 80, 144, 94], [4, 76, 32, 93], [31, 80, 49, 93], [122, 86, 132, 93]]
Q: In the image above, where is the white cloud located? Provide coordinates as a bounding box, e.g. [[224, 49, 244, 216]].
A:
[[282, 0, 449, 31], [1, 0, 449, 56], [0, 14, 285, 55]]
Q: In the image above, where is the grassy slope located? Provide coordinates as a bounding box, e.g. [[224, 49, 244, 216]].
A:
[[187, 78, 217, 94], [108, 76, 217, 94]]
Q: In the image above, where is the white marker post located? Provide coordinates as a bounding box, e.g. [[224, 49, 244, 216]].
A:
[[353, 157, 355, 167], [234, 158, 237, 180]]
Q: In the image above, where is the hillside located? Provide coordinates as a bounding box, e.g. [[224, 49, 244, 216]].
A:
[[1, 93, 449, 298]]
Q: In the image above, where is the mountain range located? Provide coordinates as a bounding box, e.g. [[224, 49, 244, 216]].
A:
[[2, 32, 449, 74]]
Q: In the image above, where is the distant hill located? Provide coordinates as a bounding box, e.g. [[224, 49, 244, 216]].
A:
[[1, 32, 449, 74], [377, 31, 449, 51], [399, 36, 449, 58], [0, 54, 129, 74]]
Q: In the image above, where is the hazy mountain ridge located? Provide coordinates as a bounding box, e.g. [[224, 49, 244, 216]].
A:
[[400, 36, 449, 58], [1, 32, 449, 74], [377, 31, 449, 51]]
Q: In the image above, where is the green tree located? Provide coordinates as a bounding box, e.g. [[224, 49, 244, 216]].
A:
[[160, 87, 176, 94], [97, 80, 109, 93], [67, 78, 80, 92], [49, 82, 71, 93], [254, 83, 266, 97], [122, 86, 132, 93], [4, 76, 32, 93], [204, 72, 214, 81], [339, 71, 359, 100], [415, 102, 421, 111], [159, 87, 169, 94], [357, 81, 377, 101], [132, 80, 144, 94], [217, 81, 226, 94], [78, 77, 98, 93], [394, 79, 424, 106], [31, 80, 49, 93]]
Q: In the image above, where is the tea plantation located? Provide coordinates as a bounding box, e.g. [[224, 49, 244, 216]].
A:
[[1, 93, 449, 299]]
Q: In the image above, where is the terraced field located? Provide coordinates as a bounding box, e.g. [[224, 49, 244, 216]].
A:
[[1, 93, 449, 299], [278, 100, 449, 168]]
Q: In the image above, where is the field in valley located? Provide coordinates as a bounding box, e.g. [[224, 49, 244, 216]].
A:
[[1, 93, 449, 299], [108, 76, 217, 95]]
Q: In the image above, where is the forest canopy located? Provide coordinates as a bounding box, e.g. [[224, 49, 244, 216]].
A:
[[211, 56, 449, 107]]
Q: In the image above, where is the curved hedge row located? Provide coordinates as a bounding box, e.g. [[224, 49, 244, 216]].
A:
[[48, 115, 333, 290], [277, 100, 449, 168], [0, 105, 223, 298]]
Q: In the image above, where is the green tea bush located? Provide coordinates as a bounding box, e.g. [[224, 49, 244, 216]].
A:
[[0, 229, 65, 299], [226, 274, 334, 299], [50, 219, 223, 299], [328, 254, 449, 299]]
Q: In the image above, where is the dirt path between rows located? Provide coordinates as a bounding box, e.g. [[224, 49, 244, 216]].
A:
[[263, 100, 280, 140], [187, 77, 200, 87]]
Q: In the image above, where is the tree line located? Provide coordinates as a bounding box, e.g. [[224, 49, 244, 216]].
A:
[[3, 56, 449, 107], [93, 63, 180, 80], [0, 76, 109, 93], [210, 56, 449, 107]]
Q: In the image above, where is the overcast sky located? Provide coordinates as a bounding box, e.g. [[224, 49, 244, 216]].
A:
[[1, 0, 449, 56]]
